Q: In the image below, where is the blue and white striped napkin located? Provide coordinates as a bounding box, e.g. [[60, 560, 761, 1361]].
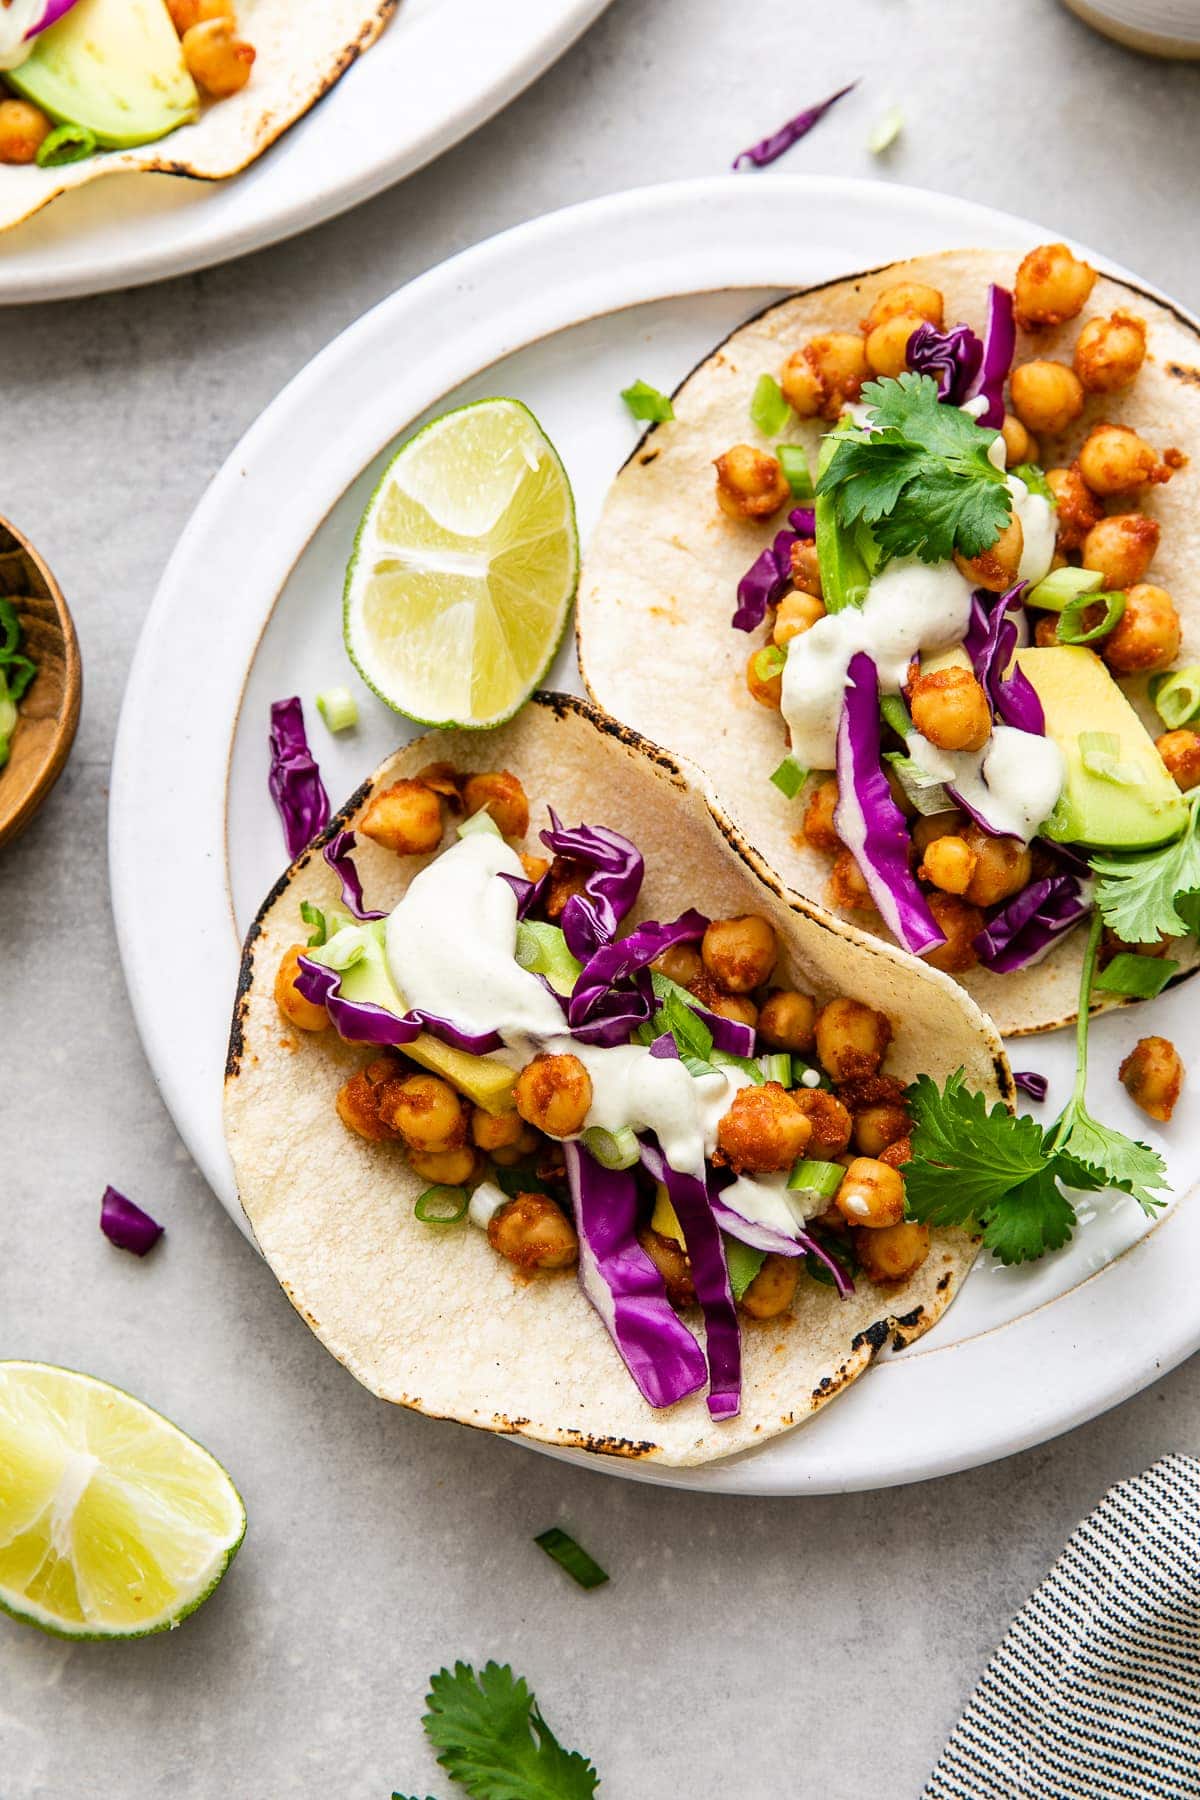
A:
[[925, 1455, 1200, 1800]]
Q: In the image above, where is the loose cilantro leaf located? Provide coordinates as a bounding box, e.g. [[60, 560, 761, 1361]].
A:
[[816, 372, 1012, 565], [904, 1071, 1051, 1229], [1090, 790, 1200, 945], [1052, 1101, 1167, 1218], [421, 1662, 598, 1800], [980, 1168, 1077, 1265]]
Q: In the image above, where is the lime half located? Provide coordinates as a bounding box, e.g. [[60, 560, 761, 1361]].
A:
[[344, 397, 578, 728], [0, 1362, 245, 1640]]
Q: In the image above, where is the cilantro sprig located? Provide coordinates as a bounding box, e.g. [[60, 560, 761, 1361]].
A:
[[816, 372, 1012, 565], [395, 1662, 598, 1800], [1091, 789, 1200, 945]]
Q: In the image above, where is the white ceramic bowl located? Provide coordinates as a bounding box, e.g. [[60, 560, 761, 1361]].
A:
[[1062, 0, 1200, 57]]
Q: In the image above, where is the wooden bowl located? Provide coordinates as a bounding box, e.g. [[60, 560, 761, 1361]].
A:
[[0, 516, 81, 849]]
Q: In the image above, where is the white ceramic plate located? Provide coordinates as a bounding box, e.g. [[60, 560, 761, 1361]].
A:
[[111, 176, 1200, 1495], [0, 0, 611, 304]]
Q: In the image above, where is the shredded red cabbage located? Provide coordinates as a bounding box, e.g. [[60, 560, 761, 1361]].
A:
[[100, 1185, 164, 1257], [732, 506, 817, 632], [732, 81, 857, 169], [835, 654, 946, 956], [905, 322, 983, 404], [565, 1143, 708, 1409], [1013, 1069, 1049, 1102], [640, 1144, 741, 1420], [972, 874, 1090, 973], [963, 582, 1042, 735], [961, 284, 1015, 430], [538, 812, 644, 961], [569, 911, 706, 1029], [269, 698, 330, 858], [295, 955, 505, 1054], [499, 867, 549, 919], [323, 830, 384, 921], [708, 1183, 855, 1296]]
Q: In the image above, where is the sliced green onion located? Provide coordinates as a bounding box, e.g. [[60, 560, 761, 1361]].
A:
[[36, 122, 97, 168], [1057, 589, 1124, 646], [1010, 462, 1054, 503], [1093, 953, 1179, 999], [681, 1053, 719, 1079], [1026, 566, 1104, 613], [651, 981, 715, 1062], [724, 1236, 766, 1301], [621, 379, 674, 423], [867, 104, 904, 154], [792, 1058, 831, 1090], [750, 373, 792, 439], [770, 755, 808, 800], [457, 808, 503, 840], [581, 1125, 641, 1171], [760, 1052, 793, 1086], [710, 1047, 765, 1084], [778, 444, 814, 501], [1079, 730, 1145, 789], [1152, 665, 1200, 730], [880, 693, 913, 739], [468, 1179, 508, 1231], [315, 685, 358, 732], [414, 1186, 469, 1225], [534, 1528, 609, 1591], [884, 751, 953, 818], [300, 900, 328, 947], [787, 1158, 844, 1200], [515, 920, 582, 996], [753, 645, 787, 683]]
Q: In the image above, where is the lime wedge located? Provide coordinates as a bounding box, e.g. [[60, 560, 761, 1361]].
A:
[[0, 1362, 245, 1639], [344, 398, 578, 728]]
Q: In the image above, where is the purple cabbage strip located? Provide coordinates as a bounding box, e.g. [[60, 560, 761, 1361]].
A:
[[965, 582, 1043, 736], [499, 868, 549, 919], [565, 1142, 709, 1410], [834, 654, 946, 957], [709, 1190, 855, 1297], [269, 697, 330, 858], [538, 811, 644, 962], [961, 284, 1016, 430], [732, 81, 857, 170], [569, 910, 707, 1030], [295, 956, 504, 1054], [100, 1185, 164, 1258], [640, 1143, 741, 1421], [649, 1031, 680, 1061], [973, 874, 1090, 973], [569, 968, 656, 1049], [1013, 1070, 1050, 1103], [323, 830, 384, 921], [25, 0, 81, 39], [905, 322, 983, 404], [732, 506, 817, 632]]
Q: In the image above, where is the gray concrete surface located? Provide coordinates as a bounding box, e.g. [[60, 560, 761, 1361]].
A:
[[5, 1, 1200, 1793]]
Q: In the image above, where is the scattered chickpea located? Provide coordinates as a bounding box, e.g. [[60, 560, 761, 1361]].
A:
[[863, 282, 945, 333], [1009, 361, 1085, 437], [488, 1194, 578, 1271], [653, 943, 705, 987], [1001, 413, 1039, 467], [855, 1220, 931, 1284], [1081, 513, 1159, 590], [1102, 584, 1181, 676], [910, 666, 993, 753], [0, 98, 51, 164], [961, 825, 1033, 909], [746, 646, 784, 709], [1103, 927, 1172, 965], [520, 853, 549, 884], [489, 1123, 541, 1167], [717, 1083, 812, 1175], [382, 1073, 467, 1153], [409, 1144, 480, 1186], [702, 914, 778, 993], [793, 1088, 853, 1158], [706, 991, 759, 1028], [954, 515, 1026, 595], [470, 1107, 528, 1154], [1118, 1035, 1184, 1124], [918, 834, 978, 897], [802, 777, 841, 853], [785, 333, 870, 421], [879, 1135, 911, 1171], [779, 349, 825, 419], [758, 989, 817, 1054], [815, 997, 892, 1083], [774, 590, 825, 647], [789, 539, 823, 599], [181, 18, 256, 97], [514, 1053, 592, 1139], [923, 892, 984, 974], [274, 944, 329, 1032], [864, 313, 925, 379], [166, 0, 233, 32], [335, 1057, 402, 1143], [1013, 243, 1096, 328], [911, 811, 964, 859], [1073, 311, 1147, 393], [1156, 730, 1200, 793], [462, 770, 529, 839], [1034, 615, 1061, 648], [544, 856, 587, 921], [852, 1102, 911, 1158], [1077, 423, 1161, 496], [360, 778, 444, 855], [715, 445, 791, 521], [828, 848, 875, 912], [638, 1227, 694, 1306], [1046, 464, 1104, 552], [740, 1254, 799, 1320], [835, 1157, 906, 1229]]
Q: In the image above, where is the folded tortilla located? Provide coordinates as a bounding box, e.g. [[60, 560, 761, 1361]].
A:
[[224, 694, 1009, 1467], [0, 0, 397, 233], [576, 250, 1200, 1036]]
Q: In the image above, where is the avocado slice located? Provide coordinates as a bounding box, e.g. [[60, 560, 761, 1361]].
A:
[[403, 1036, 516, 1116], [1016, 645, 1188, 850], [9, 0, 199, 151], [814, 424, 878, 613]]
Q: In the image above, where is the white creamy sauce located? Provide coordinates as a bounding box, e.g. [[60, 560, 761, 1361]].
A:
[[721, 1167, 829, 1234], [1007, 474, 1056, 587], [907, 725, 1066, 844]]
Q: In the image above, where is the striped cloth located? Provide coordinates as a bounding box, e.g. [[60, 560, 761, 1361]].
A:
[[925, 1455, 1200, 1800]]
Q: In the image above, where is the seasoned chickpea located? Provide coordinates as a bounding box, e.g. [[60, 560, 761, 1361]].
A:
[[853, 1102, 911, 1158], [910, 666, 993, 753], [489, 1124, 541, 1166], [923, 892, 984, 974], [1046, 464, 1104, 552], [705, 991, 759, 1029], [702, 914, 777, 993], [1001, 413, 1039, 467], [336, 1056, 402, 1143], [961, 824, 1032, 908], [181, 18, 256, 96], [793, 1089, 853, 1158], [1034, 614, 1061, 648], [805, 332, 871, 420], [1102, 584, 1181, 675], [803, 778, 841, 853], [638, 1227, 694, 1306], [918, 834, 978, 897], [828, 848, 874, 912], [789, 538, 823, 599], [462, 770, 529, 838], [0, 98, 51, 164], [166, 0, 232, 30], [715, 445, 791, 521], [1009, 361, 1085, 436], [746, 646, 784, 709], [382, 1073, 467, 1153], [779, 349, 825, 418], [855, 1220, 931, 1283], [514, 1053, 592, 1139], [773, 590, 825, 646], [520, 853, 549, 884], [717, 1083, 812, 1175], [545, 856, 587, 920], [1014, 243, 1096, 327], [740, 1253, 799, 1320], [653, 943, 704, 987], [758, 989, 817, 1053], [409, 1145, 480, 1186], [360, 778, 444, 855], [1156, 730, 1200, 793], [274, 944, 329, 1031], [470, 1106, 527, 1153], [954, 514, 1025, 595], [911, 810, 964, 859], [865, 313, 925, 379], [1081, 512, 1159, 589], [1119, 1036, 1184, 1124], [1073, 311, 1147, 393], [863, 282, 944, 332], [488, 1194, 578, 1271], [835, 1157, 906, 1229], [879, 1135, 911, 1170], [1077, 423, 1160, 496], [815, 997, 892, 1083]]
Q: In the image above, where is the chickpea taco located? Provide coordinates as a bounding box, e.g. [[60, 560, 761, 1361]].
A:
[[578, 246, 1200, 1040], [0, 0, 395, 230], [225, 696, 1019, 1467]]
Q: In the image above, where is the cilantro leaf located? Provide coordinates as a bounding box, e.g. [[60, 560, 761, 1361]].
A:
[[422, 1662, 598, 1800], [903, 1071, 1050, 1227], [1052, 1099, 1167, 1218], [1090, 791, 1200, 944], [980, 1167, 1077, 1265]]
